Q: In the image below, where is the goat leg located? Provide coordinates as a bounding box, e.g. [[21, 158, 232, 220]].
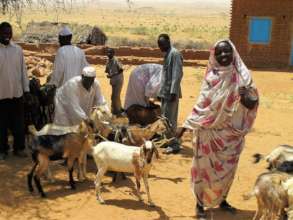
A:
[[27, 162, 38, 193], [34, 175, 46, 198], [135, 177, 143, 202], [77, 153, 86, 182], [68, 167, 76, 190], [45, 165, 55, 183], [121, 172, 127, 180], [253, 196, 264, 220], [143, 174, 154, 207], [95, 166, 106, 204], [112, 172, 117, 183]]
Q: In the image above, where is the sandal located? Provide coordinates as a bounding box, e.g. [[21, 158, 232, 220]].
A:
[[219, 200, 236, 214], [196, 204, 207, 220]]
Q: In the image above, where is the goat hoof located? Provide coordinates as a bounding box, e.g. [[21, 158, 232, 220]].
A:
[[97, 198, 105, 204], [70, 185, 76, 190], [41, 193, 47, 198], [28, 187, 34, 193], [148, 202, 155, 207]]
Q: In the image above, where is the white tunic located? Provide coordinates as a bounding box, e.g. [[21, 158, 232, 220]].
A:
[[0, 42, 29, 100], [53, 76, 108, 126], [124, 64, 162, 109], [49, 45, 88, 87]]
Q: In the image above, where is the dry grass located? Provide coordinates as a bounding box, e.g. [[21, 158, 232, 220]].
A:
[[0, 5, 229, 49]]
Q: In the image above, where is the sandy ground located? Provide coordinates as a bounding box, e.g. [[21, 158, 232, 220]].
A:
[[1, 66, 293, 220]]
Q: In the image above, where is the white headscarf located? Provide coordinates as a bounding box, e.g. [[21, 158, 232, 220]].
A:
[[207, 39, 252, 87]]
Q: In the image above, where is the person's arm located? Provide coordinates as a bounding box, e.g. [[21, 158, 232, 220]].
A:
[[117, 59, 123, 74], [81, 50, 89, 68], [20, 48, 29, 93], [239, 87, 259, 110], [170, 52, 183, 101]]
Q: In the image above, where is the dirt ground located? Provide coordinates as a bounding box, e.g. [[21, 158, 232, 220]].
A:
[[1, 65, 293, 220]]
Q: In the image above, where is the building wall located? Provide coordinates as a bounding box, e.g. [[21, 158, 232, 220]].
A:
[[230, 0, 293, 67]]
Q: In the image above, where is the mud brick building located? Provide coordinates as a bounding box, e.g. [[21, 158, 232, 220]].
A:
[[230, 0, 293, 67]]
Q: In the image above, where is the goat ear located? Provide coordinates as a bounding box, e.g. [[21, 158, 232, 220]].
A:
[[142, 143, 147, 154]]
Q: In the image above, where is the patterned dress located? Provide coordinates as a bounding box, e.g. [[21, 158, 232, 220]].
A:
[[183, 40, 259, 208]]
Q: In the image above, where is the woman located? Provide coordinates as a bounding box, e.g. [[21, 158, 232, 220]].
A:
[[124, 64, 162, 110], [178, 40, 259, 219]]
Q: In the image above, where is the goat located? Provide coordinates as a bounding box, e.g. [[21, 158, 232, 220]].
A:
[[27, 120, 95, 198], [25, 77, 56, 130], [126, 103, 161, 126], [254, 145, 293, 172], [90, 109, 171, 146], [243, 171, 290, 220], [282, 178, 293, 220], [120, 117, 171, 146], [92, 140, 159, 206]]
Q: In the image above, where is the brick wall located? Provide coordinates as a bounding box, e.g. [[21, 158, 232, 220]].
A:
[[230, 0, 293, 67]]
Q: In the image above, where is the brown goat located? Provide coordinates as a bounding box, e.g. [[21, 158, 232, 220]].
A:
[[244, 171, 291, 220], [27, 120, 95, 197], [126, 104, 161, 126], [120, 117, 171, 146]]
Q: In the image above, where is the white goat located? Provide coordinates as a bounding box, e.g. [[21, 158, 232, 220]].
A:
[[92, 140, 159, 206], [254, 145, 293, 172]]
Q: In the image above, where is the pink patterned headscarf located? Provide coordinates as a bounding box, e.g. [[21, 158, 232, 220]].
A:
[[184, 40, 257, 131]]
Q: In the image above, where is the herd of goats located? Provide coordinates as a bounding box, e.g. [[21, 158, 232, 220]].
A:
[[20, 73, 293, 220], [24, 75, 170, 207]]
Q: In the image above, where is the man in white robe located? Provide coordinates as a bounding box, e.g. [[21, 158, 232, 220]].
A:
[[53, 66, 109, 126], [124, 64, 162, 110], [49, 26, 88, 88]]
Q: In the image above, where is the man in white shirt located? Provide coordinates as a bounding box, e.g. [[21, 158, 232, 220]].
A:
[[49, 26, 88, 88], [0, 22, 30, 160], [53, 66, 109, 126]]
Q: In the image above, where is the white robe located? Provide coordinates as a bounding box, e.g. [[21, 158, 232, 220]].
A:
[[53, 76, 108, 126], [124, 64, 162, 109], [49, 45, 88, 87]]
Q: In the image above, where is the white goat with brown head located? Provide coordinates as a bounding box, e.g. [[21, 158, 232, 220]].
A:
[[92, 140, 159, 206]]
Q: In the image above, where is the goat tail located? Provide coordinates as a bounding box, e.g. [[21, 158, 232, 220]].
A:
[[253, 153, 264, 163], [28, 124, 38, 136], [242, 190, 256, 200]]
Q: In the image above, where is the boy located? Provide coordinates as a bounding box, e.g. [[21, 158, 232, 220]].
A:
[[105, 48, 124, 115]]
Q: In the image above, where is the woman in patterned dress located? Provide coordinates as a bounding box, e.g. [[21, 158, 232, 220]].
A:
[[177, 40, 259, 219]]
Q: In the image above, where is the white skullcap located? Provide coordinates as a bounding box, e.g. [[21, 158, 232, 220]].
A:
[[58, 26, 72, 36], [82, 66, 96, 77]]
